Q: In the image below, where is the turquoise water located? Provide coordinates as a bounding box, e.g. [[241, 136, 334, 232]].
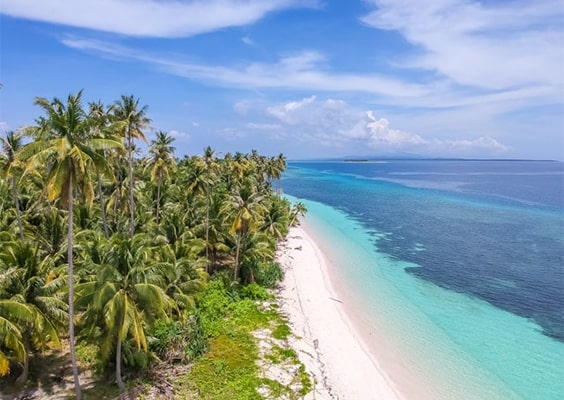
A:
[[282, 160, 564, 400]]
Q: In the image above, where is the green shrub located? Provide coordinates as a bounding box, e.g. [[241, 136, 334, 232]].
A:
[[272, 322, 291, 340], [184, 311, 208, 360], [76, 342, 102, 372], [150, 313, 208, 363], [197, 278, 232, 337], [254, 261, 284, 288], [239, 282, 271, 300], [183, 333, 261, 400], [151, 320, 182, 359]]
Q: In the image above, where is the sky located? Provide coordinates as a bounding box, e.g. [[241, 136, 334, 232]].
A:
[[0, 0, 563, 160]]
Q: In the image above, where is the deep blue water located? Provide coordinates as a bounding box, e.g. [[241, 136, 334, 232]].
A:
[[281, 160, 564, 342]]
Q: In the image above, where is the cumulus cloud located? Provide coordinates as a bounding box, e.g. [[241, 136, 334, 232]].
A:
[[0, 0, 316, 38], [345, 112, 427, 147], [264, 96, 510, 155]]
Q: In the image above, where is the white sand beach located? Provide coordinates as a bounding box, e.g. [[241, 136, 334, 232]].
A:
[[276, 225, 404, 400]]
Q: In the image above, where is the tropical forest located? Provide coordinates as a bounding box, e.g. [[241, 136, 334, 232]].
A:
[[0, 91, 309, 399]]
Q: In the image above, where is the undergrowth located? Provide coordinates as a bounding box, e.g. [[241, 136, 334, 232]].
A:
[[174, 276, 313, 400]]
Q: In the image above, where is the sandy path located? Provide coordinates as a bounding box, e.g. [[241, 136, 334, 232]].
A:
[[276, 226, 404, 400]]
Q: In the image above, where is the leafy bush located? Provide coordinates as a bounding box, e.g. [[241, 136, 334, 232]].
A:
[[76, 342, 103, 374], [150, 313, 208, 363], [272, 322, 291, 340], [184, 311, 208, 360], [254, 261, 284, 288], [197, 278, 233, 337], [239, 282, 271, 300], [151, 320, 182, 359], [184, 333, 261, 400]]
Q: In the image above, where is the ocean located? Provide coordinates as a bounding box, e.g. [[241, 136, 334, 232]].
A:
[[281, 160, 564, 400]]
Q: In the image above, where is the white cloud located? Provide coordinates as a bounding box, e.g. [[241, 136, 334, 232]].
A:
[[346, 112, 427, 147], [266, 95, 318, 124], [361, 0, 564, 90], [60, 36, 561, 113], [217, 127, 246, 140], [0, 122, 9, 131], [169, 129, 190, 140], [245, 123, 282, 131], [441, 137, 511, 153], [264, 96, 510, 155], [1, 0, 316, 38], [241, 35, 256, 47], [60, 38, 429, 98], [234, 101, 252, 116]]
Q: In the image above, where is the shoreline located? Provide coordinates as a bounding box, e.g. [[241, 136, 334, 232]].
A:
[[276, 225, 404, 400], [276, 210, 527, 400]]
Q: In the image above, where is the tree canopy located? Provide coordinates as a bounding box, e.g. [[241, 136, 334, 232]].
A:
[[0, 91, 306, 397]]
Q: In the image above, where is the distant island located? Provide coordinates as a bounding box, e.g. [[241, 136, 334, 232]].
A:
[[343, 159, 390, 163]]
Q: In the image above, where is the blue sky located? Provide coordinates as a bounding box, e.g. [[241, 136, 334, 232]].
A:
[[1, 0, 563, 160]]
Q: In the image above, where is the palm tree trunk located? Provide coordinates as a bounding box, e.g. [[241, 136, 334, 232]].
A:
[[68, 176, 82, 400], [156, 179, 161, 225], [116, 334, 125, 391], [10, 176, 24, 240], [15, 348, 29, 383], [113, 172, 121, 224], [97, 174, 109, 239], [128, 132, 135, 238], [234, 232, 241, 281], [205, 183, 210, 267]]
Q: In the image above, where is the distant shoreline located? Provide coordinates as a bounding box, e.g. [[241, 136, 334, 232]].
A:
[[288, 158, 561, 163], [343, 159, 388, 163]]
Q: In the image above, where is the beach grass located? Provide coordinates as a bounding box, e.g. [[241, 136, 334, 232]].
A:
[[173, 278, 312, 400]]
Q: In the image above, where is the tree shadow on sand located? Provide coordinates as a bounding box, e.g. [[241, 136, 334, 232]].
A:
[[0, 350, 114, 400]]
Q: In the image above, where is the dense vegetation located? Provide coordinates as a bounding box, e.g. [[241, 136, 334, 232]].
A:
[[0, 91, 307, 399]]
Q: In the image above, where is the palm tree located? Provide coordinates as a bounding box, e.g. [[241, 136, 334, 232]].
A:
[[157, 242, 207, 315], [0, 236, 66, 382], [76, 233, 175, 391], [0, 180, 12, 232], [270, 153, 286, 195], [107, 156, 128, 229], [222, 181, 267, 280], [0, 131, 25, 239], [0, 299, 30, 378], [113, 95, 150, 238], [261, 195, 290, 240], [18, 90, 121, 399], [224, 152, 251, 190], [239, 231, 275, 283], [289, 201, 307, 226], [276, 153, 287, 173], [146, 131, 176, 224], [88, 101, 122, 238], [202, 146, 218, 265], [35, 206, 66, 261]]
